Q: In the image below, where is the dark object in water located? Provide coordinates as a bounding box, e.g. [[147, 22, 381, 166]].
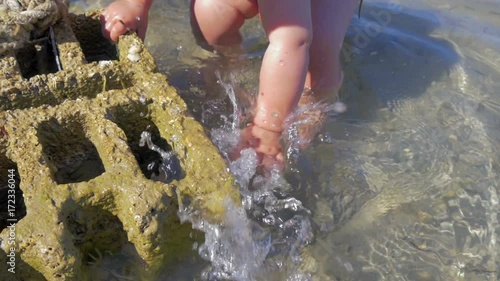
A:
[[139, 131, 183, 183], [358, 0, 364, 19], [154, 152, 182, 183]]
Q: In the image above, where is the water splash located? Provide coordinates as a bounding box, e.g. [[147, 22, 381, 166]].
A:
[[139, 131, 182, 183], [178, 200, 271, 281], [215, 71, 240, 131], [176, 76, 317, 280]]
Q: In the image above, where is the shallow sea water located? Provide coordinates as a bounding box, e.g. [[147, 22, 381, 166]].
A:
[[70, 0, 500, 280]]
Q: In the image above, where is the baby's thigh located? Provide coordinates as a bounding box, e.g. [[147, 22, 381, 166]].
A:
[[190, 0, 258, 45]]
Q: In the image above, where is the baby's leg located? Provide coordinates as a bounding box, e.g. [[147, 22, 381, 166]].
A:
[[294, 0, 358, 146], [302, 0, 359, 104], [191, 0, 258, 47]]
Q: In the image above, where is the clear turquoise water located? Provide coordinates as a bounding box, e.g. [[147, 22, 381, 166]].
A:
[[71, 0, 500, 280]]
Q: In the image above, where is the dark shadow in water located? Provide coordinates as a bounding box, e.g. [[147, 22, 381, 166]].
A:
[[289, 4, 459, 161], [339, 3, 461, 122]]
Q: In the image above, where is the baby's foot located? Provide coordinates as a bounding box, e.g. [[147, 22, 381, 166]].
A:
[[293, 72, 345, 147]]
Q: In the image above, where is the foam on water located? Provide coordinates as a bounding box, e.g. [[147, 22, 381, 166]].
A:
[[178, 199, 271, 281]]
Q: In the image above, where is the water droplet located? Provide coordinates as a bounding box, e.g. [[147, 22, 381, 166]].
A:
[[139, 94, 146, 104], [284, 201, 299, 211], [332, 101, 347, 113], [263, 215, 275, 225], [147, 162, 155, 170], [271, 112, 279, 118], [216, 80, 221, 84], [319, 133, 333, 143], [136, 16, 141, 21], [176, 45, 183, 51]]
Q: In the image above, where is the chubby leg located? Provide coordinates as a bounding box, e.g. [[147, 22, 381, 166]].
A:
[[302, 0, 359, 104], [191, 0, 258, 47], [294, 0, 358, 147], [254, 0, 313, 132]]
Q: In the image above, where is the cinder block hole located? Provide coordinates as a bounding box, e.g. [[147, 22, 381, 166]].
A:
[[86, 242, 144, 280], [37, 117, 105, 184], [65, 206, 134, 275], [0, 153, 26, 232], [107, 103, 183, 183], [69, 14, 118, 62], [15, 30, 60, 79]]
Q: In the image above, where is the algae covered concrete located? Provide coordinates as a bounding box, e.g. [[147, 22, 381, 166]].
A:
[[0, 8, 240, 281]]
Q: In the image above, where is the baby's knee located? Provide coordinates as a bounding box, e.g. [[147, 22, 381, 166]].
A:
[[268, 26, 313, 52]]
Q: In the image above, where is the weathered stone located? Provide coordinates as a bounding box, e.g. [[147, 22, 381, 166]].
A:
[[0, 8, 239, 281]]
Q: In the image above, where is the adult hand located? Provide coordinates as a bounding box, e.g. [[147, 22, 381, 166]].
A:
[[100, 0, 150, 42]]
